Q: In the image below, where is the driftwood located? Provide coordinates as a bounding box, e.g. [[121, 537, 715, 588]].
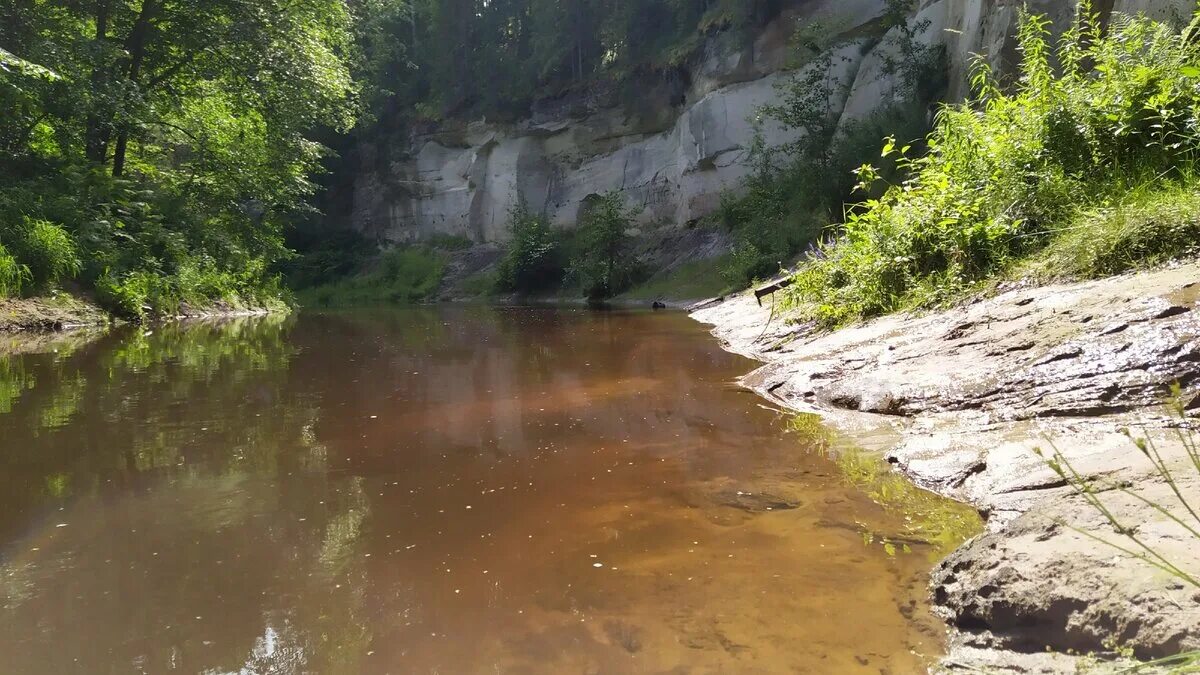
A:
[[753, 277, 793, 306]]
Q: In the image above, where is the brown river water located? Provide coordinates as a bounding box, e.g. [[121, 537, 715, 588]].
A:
[[0, 307, 978, 674]]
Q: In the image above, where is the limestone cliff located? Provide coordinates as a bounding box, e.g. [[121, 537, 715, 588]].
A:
[[349, 0, 1196, 245]]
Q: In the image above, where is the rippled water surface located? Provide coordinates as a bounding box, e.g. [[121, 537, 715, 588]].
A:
[[0, 307, 976, 673]]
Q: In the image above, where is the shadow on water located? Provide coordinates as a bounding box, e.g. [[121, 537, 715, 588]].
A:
[[0, 307, 980, 674]]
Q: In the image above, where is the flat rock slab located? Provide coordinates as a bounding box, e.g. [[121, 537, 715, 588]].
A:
[[693, 262, 1200, 670]]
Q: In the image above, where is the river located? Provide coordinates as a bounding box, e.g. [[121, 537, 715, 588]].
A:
[[0, 307, 978, 673]]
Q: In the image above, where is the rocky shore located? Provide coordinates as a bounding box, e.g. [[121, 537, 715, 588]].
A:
[[692, 263, 1200, 672]]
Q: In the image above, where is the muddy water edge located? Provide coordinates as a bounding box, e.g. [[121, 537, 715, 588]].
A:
[[0, 306, 980, 673]]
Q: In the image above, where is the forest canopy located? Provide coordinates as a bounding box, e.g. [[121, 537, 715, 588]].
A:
[[356, 0, 784, 123], [0, 0, 356, 316]]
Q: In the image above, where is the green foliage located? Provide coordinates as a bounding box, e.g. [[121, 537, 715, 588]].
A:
[[95, 262, 287, 320], [716, 2, 941, 288], [717, 103, 933, 287], [569, 192, 642, 301], [9, 219, 81, 290], [350, 0, 785, 126], [789, 5, 1200, 325], [0, 244, 31, 297], [0, 0, 357, 313], [296, 247, 445, 307], [494, 200, 564, 294], [95, 270, 159, 319]]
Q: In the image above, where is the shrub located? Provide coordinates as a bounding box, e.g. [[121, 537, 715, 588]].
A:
[[789, 4, 1200, 325], [569, 192, 643, 301], [95, 270, 160, 320], [11, 218, 80, 290], [494, 199, 564, 294], [0, 243, 30, 297]]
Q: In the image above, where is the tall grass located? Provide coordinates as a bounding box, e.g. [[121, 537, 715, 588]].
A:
[[16, 218, 80, 289], [789, 3, 1200, 325], [1038, 387, 1200, 671], [0, 243, 30, 297]]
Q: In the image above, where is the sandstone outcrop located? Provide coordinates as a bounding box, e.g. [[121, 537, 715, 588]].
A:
[[692, 263, 1200, 671], [351, 1, 1200, 249]]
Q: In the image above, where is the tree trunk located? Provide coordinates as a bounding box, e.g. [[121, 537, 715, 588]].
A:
[[85, 0, 111, 165], [112, 0, 158, 177]]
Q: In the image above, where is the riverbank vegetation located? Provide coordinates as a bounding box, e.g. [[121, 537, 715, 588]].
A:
[[784, 4, 1200, 325], [295, 246, 445, 307], [714, 0, 943, 287], [1, 0, 356, 319], [490, 192, 644, 302]]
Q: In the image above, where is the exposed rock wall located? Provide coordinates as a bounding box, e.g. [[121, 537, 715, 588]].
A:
[[350, 0, 1196, 245]]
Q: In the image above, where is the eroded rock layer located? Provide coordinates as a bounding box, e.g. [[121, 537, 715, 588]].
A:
[[692, 263, 1200, 671]]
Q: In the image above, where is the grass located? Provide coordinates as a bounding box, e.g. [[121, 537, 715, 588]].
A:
[[1021, 180, 1200, 282], [618, 254, 736, 302], [455, 270, 497, 299], [0, 244, 30, 297], [784, 5, 1200, 326], [1038, 387, 1200, 671], [295, 247, 445, 307]]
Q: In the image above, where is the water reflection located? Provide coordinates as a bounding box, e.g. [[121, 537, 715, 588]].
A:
[[0, 307, 978, 673]]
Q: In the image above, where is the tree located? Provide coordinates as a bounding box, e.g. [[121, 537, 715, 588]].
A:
[[494, 198, 564, 294], [571, 192, 641, 301], [0, 0, 357, 314]]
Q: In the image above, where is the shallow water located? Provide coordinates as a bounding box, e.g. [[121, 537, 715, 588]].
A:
[[0, 307, 975, 674]]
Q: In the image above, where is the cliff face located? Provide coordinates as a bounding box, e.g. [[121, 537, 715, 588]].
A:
[[349, 0, 1195, 245]]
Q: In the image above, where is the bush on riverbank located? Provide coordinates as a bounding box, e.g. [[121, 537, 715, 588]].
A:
[[494, 200, 566, 295], [569, 192, 644, 301], [787, 4, 1200, 325]]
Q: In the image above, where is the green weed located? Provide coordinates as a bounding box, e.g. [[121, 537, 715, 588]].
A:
[[788, 4, 1200, 325], [296, 247, 445, 307]]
